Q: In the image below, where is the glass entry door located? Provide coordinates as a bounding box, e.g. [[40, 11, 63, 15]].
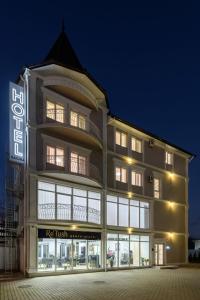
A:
[[154, 243, 164, 265]]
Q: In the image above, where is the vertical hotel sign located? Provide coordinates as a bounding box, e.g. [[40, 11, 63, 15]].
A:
[[9, 82, 25, 163]]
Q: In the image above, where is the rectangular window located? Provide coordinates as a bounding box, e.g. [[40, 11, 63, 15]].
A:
[[165, 151, 173, 165], [154, 178, 160, 199], [131, 171, 142, 186], [119, 198, 129, 227], [38, 181, 101, 225], [70, 152, 86, 175], [107, 196, 117, 226], [115, 130, 127, 147], [106, 195, 149, 229], [70, 111, 86, 130], [107, 234, 150, 268], [46, 146, 64, 167], [38, 182, 55, 219], [115, 167, 127, 183], [131, 137, 142, 153], [46, 100, 64, 123]]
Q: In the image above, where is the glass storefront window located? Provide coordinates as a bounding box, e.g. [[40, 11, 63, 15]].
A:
[[130, 235, 140, 266], [107, 234, 118, 268], [38, 238, 101, 272], [56, 239, 73, 271], [73, 240, 87, 270], [106, 234, 150, 269], [38, 239, 55, 271], [88, 241, 101, 269], [119, 235, 129, 267]]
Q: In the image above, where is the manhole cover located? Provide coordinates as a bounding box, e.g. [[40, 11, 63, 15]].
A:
[[93, 281, 105, 284], [18, 285, 32, 289]]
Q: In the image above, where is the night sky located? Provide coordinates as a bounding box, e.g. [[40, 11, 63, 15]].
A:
[[0, 1, 199, 237]]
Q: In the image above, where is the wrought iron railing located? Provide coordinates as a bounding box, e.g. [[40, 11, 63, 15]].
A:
[[38, 203, 100, 224]]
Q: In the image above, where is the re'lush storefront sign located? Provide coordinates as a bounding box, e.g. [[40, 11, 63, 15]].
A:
[[38, 229, 101, 240]]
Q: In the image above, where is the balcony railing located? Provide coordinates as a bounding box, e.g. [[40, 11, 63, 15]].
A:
[[44, 109, 102, 143], [38, 203, 100, 224], [46, 156, 101, 184]]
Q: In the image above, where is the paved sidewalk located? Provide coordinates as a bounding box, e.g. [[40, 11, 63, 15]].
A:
[[1, 268, 200, 300]]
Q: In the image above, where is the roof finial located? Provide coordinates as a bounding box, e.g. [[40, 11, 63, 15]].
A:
[[61, 18, 65, 33]]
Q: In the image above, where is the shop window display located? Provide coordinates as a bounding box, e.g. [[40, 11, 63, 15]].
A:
[[106, 234, 150, 268], [38, 238, 101, 272]]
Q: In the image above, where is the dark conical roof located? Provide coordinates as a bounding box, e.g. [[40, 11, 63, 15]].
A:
[[43, 30, 84, 72]]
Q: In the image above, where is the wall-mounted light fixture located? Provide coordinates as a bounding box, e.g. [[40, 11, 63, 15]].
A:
[[125, 157, 133, 165], [128, 192, 133, 198], [168, 201, 175, 210], [71, 225, 77, 230], [168, 172, 175, 180], [128, 228, 132, 234], [168, 232, 174, 241]]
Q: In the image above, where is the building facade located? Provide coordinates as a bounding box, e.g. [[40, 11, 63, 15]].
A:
[[16, 30, 193, 276]]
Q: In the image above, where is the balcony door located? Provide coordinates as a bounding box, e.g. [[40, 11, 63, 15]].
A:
[[154, 243, 165, 266]]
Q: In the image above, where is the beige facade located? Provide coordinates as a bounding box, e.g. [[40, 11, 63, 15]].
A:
[[17, 31, 193, 276]]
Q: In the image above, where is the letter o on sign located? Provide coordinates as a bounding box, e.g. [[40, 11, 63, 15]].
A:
[[11, 103, 24, 117]]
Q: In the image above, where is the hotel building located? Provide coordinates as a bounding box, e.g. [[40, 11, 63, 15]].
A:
[[16, 29, 193, 276]]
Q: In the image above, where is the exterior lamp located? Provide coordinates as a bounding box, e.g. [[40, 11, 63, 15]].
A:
[[168, 201, 175, 210], [72, 225, 77, 230], [128, 228, 132, 234], [168, 232, 174, 240], [126, 157, 133, 165], [128, 192, 132, 198], [168, 172, 175, 180]]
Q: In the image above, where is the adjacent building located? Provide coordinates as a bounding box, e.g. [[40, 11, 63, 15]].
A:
[[14, 29, 193, 276]]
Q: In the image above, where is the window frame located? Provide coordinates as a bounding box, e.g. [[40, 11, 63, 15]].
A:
[[70, 151, 87, 175], [165, 151, 173, 165], [115, 167, 127, 183], [46, 99, 64, 123], [70, 110, 86, 130], [115, 130, 127, 148], [106, 195, 150, 229], [37, 181, 101, 225], [46, 145, 65, 167], [153, 177, 161, 199], [131, 136, 142, 153], [131, 170, 142, 187]]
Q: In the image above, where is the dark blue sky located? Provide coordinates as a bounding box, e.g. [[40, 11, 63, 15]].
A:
[[0, 1, 199, 237]]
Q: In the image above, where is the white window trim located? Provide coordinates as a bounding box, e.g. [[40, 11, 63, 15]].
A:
[[131, 136, 142, 153], [115, 166, 128, 183], [165, 151, 173, 166], [106, 194, 150, 229], [115, 129, 127, 148], [131, 170, 142, 187], [152, 171, 163, 199]]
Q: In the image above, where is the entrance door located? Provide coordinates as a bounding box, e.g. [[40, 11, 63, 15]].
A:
[[154, 243, 164, 265]]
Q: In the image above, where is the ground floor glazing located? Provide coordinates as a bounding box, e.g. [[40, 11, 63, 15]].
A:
[[37, 231, 150, 272]]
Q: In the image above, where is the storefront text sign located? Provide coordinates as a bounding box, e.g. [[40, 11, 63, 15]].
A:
[[9, 82, 25, 163], [38, 229, 101, 240]]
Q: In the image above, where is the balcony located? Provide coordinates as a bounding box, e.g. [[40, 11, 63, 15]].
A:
[[38, 203, 100, 224], [38, 110, 103, 149], [40, 156, 102, 187]]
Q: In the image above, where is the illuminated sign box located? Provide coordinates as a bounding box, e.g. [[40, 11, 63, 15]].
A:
[[9, 82, 25, 163], [38, 229, 101, 240]]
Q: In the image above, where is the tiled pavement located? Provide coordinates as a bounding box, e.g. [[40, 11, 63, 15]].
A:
[[1, 268, 200, 300]]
